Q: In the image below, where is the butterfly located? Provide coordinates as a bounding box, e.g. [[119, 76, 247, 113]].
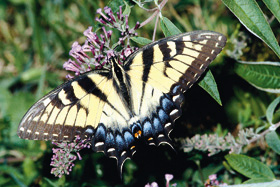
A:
[[18, 30, 226, 173]]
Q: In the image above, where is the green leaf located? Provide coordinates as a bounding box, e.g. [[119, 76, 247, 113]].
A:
[[26, 2, 44, 62], [262, 0, 280, 24], [235, 61, 280, 93], [225, 154, 275, 180], [43, 178, 58, 187], [43, 177, 66, 187], [35, 63, 47, 100], [243, 178, 280, 186], [131, 36, 152, 45], [107, 0, 134, 13], [7, 91, 35, 144], [198, 70, 222, 106], [0, 176, 11, 186], [160, 16, 181, 37], [0, 87, 12, 117], [107, 0, 125, 13], [122, 0, 131, 16], [221, 0, 280, 58], [20, 68, 43, 83], [230, 180, 280, 187], [266, 97, 280, 125], [244, 178, 277, 184], [0, 165, 26, 187], [192, 163, 223, 186], [23, 157, 37, 185], [266, 131, 280, 155]]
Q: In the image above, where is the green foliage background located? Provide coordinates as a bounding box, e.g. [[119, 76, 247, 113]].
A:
[[0, 0, 280, 186]]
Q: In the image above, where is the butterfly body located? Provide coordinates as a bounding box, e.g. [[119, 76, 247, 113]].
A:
[[18, 30, 226, 171]]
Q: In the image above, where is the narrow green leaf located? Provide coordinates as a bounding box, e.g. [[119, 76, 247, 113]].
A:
[[20, 68, 43, 83], [0, 165, 27, 187], [36, 63, 47, 100], [76, 2, 96, 26], [262, 0, 280, 24], [131, 36, 152, 45], [266, 97, 280, 125], [7, 92, 35, 144], [0, 87, 12, 117], [266, 131, 280, 155], [225, 154, 275, 180], [122, 0, 131, 16], [160, 16, 181, 37], [26, 1, 44, 62], [221, 0, 280, 58], [198, 71, 222, 106], [23, 158, 37, 184], [0, 176, 11, 186], [235, 61, 280, 93], [43, 178, 58, 187]]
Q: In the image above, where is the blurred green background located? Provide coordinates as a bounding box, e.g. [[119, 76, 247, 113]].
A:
[[1, 0, 280, 186]]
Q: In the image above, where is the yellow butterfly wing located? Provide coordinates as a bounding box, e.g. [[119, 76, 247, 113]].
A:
[[17, 71, 111, 141], [123, 30, 226, 145]]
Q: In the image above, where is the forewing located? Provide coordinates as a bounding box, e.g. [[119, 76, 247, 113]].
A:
[[17, 70, 110, 142], [125, 30, 227, 94]]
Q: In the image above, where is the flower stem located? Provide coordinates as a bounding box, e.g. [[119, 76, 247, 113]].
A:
[[152, 14, 160, 41], [248, 121, 280, 145]]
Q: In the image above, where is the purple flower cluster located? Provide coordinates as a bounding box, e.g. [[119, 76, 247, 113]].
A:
[[145, 174, 177, 187], [204, 174, 227, 187], [96, 6, 140, 33], [50, 136, 91, 178], [63, 6, 140, 79]]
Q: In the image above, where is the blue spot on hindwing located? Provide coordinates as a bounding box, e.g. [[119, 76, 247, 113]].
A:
[[124, 131, 134, 147], [143, 120, 153, 137], [115, 133, 126, 152], [153, 117, 163, 134], [161, 97, 174, 112], [171, 84, 181, 95], [158, 109, 169, 124], [95, 124, 106, 142], [105, 130, 115, 147]]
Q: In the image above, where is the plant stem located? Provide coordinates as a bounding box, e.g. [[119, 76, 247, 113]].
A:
[[139, 0, 168, 29], [196, 160, 204, 183], [247, 121, 280, 145], [152, 14, 159, 41]]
